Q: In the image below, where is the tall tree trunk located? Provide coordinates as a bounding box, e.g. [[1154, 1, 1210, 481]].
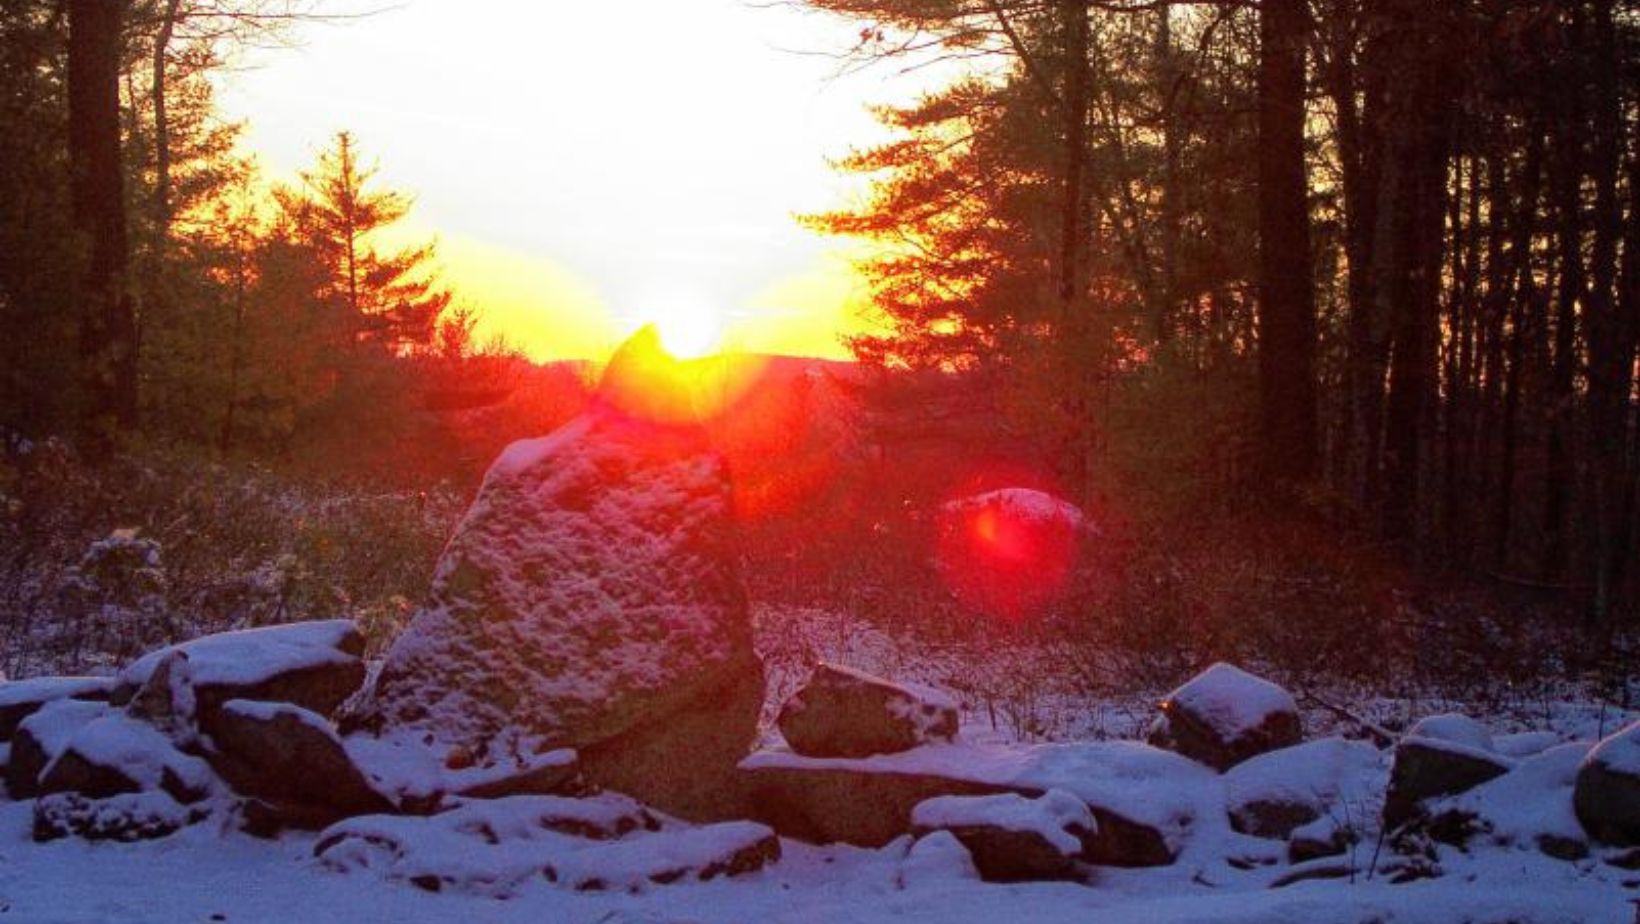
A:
[[1257, 0, 1319, 484], [68, 0, 137, 439], [152, 0, 183, 235]]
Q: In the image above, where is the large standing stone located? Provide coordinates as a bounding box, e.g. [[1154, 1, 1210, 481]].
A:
[[1147, 662, 1302, 771], [778, 663, 958, 758], [346, 328, 764, 821], [1574, 719, 1640, 846]]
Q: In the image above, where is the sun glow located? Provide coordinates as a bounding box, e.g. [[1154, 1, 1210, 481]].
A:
[[629, 292, 731, 360]]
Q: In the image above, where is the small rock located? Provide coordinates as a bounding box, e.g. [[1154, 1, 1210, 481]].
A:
[[911, 790, 1093, 882], [778, 663, 958, 759], [1383, 730, 1513, 830], [1148, 663, 1302, 771], [38, 713, 214, 804], [7, 699, 109, 798]]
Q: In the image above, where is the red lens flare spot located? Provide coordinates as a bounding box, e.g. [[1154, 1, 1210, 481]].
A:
[[937, 487, 1086, 622]]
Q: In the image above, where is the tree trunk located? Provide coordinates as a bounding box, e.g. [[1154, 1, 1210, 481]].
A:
[[1256, 0, 1319, 484], [68, 0, 137, 439], [152, 0, 184, 234]]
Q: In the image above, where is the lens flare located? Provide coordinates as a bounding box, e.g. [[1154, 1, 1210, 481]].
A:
[[936, 487, 1086, 621]]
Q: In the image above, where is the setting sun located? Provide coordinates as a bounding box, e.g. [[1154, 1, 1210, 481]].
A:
[[630, 291, 730, 360]]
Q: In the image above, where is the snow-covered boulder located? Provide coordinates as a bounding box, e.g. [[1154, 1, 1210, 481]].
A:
[[7, 699, 112, 798], [314, 793, 775, 897], [112, 619, 365, 722], [38, 712, 215, 805], [1574, 718, 1640, 846], [910, 789, 1094, 882], [346, 331, 763, 822], [0, 676, 113, 741], [898, 830, 980, 888], [1148, 663, 1302, 771], [1383, 714, 1514, 829], [741, 739, 1212, 867], [1423, 742, 1591, 861], [33, 791, 208, 843], [777, 662, 957, 758], [1224, 737, 1385, 840], [204, 699, 390, 833]]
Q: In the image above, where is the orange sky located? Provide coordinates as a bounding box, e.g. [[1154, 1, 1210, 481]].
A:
[[212, 0, 952, 362]]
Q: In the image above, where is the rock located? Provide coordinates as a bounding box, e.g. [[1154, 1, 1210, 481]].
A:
[[346, 333, 762, 822], [126, 650, 196, 741], [113, 620, 365, 723], [39, 712, 215, 804], [1419, 742, 1590, 861], [740, 740, 1205, 866], [450, 748, 581, 801], [911, 790, 1093, 882], [1224, 738, 1385, 839], [777, 662, 958, 759], [1383, 724, 1513, 830], [33, 791, 207, 843], [1288, 814, 1357, 863], [740, 761, 1017, 848], [0, 676, 113, 741], [1148, 663, 1302, 771], [1406, 713, 1494, 751], [6, 699, 108, 798], [204, 699, 390, 829], [1574, 719, 1640, 846], [543, 822, 780, 891]]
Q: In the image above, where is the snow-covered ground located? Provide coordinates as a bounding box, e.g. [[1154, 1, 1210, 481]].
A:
[[0, 795, 1629, 924]]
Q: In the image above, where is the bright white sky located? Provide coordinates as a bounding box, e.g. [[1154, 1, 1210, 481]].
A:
[[213, 0, 944, 361]]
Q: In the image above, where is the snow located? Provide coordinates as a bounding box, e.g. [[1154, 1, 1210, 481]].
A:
[[15, 698, 110, 756], [1496, 731, 1563, 759], [0, 676, 113, 710], [898, 831, 979, 887], [0, 797, 1625, 923], [912, 789, 1093, 855], [817, 662, 959, 714], [344, 726, 580, 807], [118, 619, 360, 691], [46, 713, 216, 797], [1586, 718, 1640, 775], [544, 821, 775, 890], [943, 488, 1086, 531], [1224, 738, 1386, 824], [1164, 663, 1297, 742], [1431, 742, 1591, 853], [1406, 713, 1495, 753]]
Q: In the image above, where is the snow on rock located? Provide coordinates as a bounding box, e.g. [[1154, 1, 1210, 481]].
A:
[[6, 698, 112, 798], [315, 793, 774, 897], [777, 662, 958, 758], [1224, 737, 1386, 839], [910, 789, 1093, 882], [113, 619, 365, 721], [1574, 717, 1640, 845], [346, 332, 762, 822], [742, 739, 1217, 867], [1425, 742, 1591, 861], [0, 676, 113, 741], [897, 829, 980, 888], [1407, 713, 1495, 752], [1384, 719, 1514, 830], [1147, 663, 1302, 771], [1495, 731, 1563, 759], [543, 821, 780, 891], [33, 790, 207, 842], [942, 488, 1087, 530], [204, 699, 390, 834], [39, 711, 216, 805]]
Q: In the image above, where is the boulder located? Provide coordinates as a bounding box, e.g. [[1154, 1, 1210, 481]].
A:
[[1148, 663, 1302, 771], [113, 619, 365, 722], [542, 822, 780, 891], [38, 712, 214, 804], [7, 699, 112, 798], [1383, 719, 1514, 830], [449, 748, 581, 801], [777, 662, 958, 758], [33, 791, 207, 843], [1574, 719, 1640, 846], [126, 650, 196, 741], [345, 331, 763, 822], [911, 790, 1093, 882], [204, 699, 390, 829], [898, 830, 981, 889], [1224, 738, 1385, 839], [0, 676, 113, 741], [1288, 814, 1357, 863], [1422, 742, 1590, 861], [741, 760, 1015, 848]]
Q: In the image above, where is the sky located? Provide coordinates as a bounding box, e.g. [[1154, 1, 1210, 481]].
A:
[[212, 0, 939, 362]]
